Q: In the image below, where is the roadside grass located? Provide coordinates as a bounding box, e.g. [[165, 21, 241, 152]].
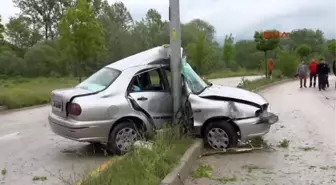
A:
[[277, 139, 290, 148], [80, 125, 193, 185], [205, 68, 262, 80], [0, 77, 77, 109]]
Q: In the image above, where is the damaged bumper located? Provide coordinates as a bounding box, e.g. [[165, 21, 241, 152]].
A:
[[235, 112, 279, 141], [258, 112, 279, 125]]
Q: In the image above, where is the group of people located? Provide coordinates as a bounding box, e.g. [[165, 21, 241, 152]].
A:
[[297, 58, 336, 91]]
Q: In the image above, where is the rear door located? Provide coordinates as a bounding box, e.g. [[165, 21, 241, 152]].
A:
[[128, 68, 173, 129]]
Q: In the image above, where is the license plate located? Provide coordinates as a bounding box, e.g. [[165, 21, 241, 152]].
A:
[[53, 101, 63, 110]]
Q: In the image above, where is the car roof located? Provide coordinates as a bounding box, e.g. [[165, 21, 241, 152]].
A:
[[106, 44, 183, 71]]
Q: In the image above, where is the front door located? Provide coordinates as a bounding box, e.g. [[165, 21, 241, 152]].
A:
[[128, 68, 173, 129]]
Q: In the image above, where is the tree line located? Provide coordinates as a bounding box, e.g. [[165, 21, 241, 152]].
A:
[[0, 0, 335, 80]]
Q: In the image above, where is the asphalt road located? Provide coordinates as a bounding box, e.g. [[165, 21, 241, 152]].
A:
[[0, 75, 262, 185], [185, 76, 336, 185]]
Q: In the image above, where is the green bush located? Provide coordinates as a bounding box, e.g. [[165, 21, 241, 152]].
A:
[[276, 51, 300, 77]]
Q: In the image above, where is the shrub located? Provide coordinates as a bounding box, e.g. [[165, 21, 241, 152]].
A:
[[276, 51, 300, 77]]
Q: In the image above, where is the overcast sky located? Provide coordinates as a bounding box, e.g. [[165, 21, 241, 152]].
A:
[[1, 0, 335, 41]]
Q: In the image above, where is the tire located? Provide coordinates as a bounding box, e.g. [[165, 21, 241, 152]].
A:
[[203, 120, 238, 150], [108, 121, 139, 155]]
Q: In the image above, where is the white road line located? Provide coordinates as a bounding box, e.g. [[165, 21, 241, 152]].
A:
[[0, 132, 20, 141]]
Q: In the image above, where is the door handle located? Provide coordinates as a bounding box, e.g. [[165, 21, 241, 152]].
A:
[[137, 96, 148, 101]]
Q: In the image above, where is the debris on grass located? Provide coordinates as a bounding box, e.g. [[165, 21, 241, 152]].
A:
[[277, 139, 290, 148], [1, 168, 6, 175], [32, 176, 47, 181], [192, 165, 213, 178], [299, 146, 315, 151], [242, 164, 265, 173]]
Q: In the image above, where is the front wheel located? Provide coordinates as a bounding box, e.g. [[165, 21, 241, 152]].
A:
[[108, 121, 139, 155], [203, 120, 238, 150]]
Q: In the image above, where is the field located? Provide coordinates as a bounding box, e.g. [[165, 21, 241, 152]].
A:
[[0, 77, 77, 109]]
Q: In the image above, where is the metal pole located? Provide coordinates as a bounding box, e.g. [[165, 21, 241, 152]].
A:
[[169, 0, 182, 124]]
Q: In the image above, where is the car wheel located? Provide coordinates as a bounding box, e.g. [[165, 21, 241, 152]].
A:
[[203, 120, 238, 150], [108, 121, 139, 155]]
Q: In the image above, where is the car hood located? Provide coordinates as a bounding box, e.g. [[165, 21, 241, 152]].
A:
[[199, 84, 268, 106]]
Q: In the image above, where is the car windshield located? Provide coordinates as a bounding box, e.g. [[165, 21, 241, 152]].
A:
[[77, 67, 121, 92], [181, 56, 208, 94]]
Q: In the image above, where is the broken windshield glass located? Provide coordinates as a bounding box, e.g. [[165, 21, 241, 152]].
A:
[[181, 56, 208, 94]]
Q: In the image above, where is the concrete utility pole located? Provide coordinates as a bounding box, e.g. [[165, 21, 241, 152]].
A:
[[169, 0, 182, 124]]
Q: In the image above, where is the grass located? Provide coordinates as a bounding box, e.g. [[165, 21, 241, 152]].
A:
[[32, 176, 47, 181], [80, 125, 193, 185], [299, 146, 315, 151], [277, 139, 290, 148], [249, 136, 268, 147], [0, 77, 77, 109], [1, 168, 6, 175], [205, 68, 262, 80], [192, 165, 213, 178]]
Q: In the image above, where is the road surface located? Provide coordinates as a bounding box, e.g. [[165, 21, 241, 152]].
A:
[[185, 76, 336, 185], [0, 75, 261, 185]]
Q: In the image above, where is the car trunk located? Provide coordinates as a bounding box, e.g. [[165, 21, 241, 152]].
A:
[[51, 87, 92, 118]]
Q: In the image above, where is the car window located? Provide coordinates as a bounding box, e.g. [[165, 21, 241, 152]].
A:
[[164, 69, 172, 88], [129, 69, 166, 92], [77, 67, 121, 92]]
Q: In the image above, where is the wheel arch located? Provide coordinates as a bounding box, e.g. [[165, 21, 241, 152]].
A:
[[109, 116, 146, 138], [201, 116, 241, 139]]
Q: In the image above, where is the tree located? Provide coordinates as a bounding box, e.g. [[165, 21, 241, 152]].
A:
[[187, 33, 211, 75], [327, 40, 336, 57], [276, 51, 300, 77], [13, 0, 72, 40], [222, 33, 236, 70], [254, 30, 280, 78], [0, 15, 5, 41], [295, 44, 312, 60], [5, 16, 31, 49], [59, 0, 106, 81]]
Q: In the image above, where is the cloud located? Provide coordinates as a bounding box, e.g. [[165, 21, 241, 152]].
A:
[[1, 0, 335, 41]]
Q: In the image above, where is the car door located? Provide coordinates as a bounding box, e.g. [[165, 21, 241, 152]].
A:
[[128, 68, 173, 129]]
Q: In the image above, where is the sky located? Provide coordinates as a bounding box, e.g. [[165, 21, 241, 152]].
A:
[[1, 0, 335, 42]]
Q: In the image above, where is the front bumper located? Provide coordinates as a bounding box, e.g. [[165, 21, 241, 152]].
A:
[[48, 112, 113, 143], [235, 112, 279, 141]]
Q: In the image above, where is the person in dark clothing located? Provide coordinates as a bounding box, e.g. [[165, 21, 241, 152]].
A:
[[333, 60, 336, 88], [326, 62, 331, 88], [317, 59, 330, 91]]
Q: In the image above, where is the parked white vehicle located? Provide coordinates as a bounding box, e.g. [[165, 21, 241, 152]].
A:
[[48, 45, 278, 155]]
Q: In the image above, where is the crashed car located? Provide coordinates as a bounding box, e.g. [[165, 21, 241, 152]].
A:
[[48, 45, 278, 154]]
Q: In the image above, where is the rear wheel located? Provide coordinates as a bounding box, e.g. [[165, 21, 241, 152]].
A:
[[108, 121, 139, 155], [203, 120, 238, 150]]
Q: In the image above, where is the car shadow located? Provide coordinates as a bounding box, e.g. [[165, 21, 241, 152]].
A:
[[60, 143, 112, 158]]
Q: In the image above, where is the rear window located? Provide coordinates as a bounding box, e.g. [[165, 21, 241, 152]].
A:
[[77, 67, 121, 92]]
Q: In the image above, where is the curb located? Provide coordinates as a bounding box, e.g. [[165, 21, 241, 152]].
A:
[[160, 139, 203, 185], [251, 78, 296, 93]]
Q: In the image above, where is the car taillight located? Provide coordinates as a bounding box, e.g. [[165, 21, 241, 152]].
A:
[[68, 103, 82, 116]]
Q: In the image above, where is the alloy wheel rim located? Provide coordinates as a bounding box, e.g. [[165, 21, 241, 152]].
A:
[[207, 128, 229, 150], [115, 127, 137, 152]]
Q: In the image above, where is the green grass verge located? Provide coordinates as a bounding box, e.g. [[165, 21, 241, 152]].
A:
[[237, 76, 286, 91], [0, 77, 77, 109], [204, 69, 262, 80], [80, 126, 193, 185]]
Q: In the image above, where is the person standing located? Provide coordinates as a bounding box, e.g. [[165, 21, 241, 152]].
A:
[[297, 61, 308, 88], [309, 58, 318, 88], [267, 58, 274, 80], [326, 62, 331, 88], [333, 59, 336, 88], [317, 58, 329, 91]]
